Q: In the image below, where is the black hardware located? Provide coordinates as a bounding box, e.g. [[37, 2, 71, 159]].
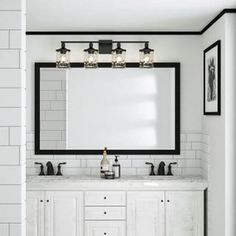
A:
[[145, 162, 155, 176], [157, 161, 166, 175], [161, 200, 164, 202], [35, 62, 180, 155], [104, 233, 106, 235], [34, 162, 45, 176], [47, 200, 49, 202], [40, 200, 43, 202], [56, 162, 67, 176], [104, 196, 107, 200], [99, 40, 113, 54], [167, 162, 178, 176], [104, 212, 107, 215], [46, 161, 54, 175], [167, 200, 170, 202]]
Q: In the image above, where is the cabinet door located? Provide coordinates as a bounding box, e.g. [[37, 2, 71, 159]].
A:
[[166, 191, 204, 236], [127, 192, 165, 236], [45, 191, 83, 236], [85, 221, 126, 236], [26, 191, 45, 236]]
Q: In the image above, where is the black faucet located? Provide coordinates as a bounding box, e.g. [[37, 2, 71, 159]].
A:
[[56, 162, 67, 176], [167, 162, 177, 176], [34, 162, 45, 176], [145, 162, 155, 176], [157, 161, 166, 175], [46, 161, 55, 175]]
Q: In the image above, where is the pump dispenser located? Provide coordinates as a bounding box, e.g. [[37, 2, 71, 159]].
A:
[[112, 155, 121, 178]]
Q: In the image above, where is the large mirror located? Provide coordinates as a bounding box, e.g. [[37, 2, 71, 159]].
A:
[[35, 63, 180, 155]]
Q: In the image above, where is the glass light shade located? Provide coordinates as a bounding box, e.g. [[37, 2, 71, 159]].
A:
[[112, 51, 126, 68], [56, 50, 71, 68], [139, 42, 154, 68], [112, 43, 126, 68], [84, 51, 98, 68], [139, 51, 154, 68], [84, 43, 99, 69]]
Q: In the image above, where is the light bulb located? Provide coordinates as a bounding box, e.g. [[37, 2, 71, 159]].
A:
[[144, 56, 150, 63], [116, 56, 122, 63]]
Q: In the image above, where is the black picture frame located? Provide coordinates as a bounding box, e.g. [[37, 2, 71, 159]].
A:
[[35, 62, 180, 155], [203, 40, 221, 115]]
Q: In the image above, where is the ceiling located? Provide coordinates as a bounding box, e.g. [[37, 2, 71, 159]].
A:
[[26, 0, 236, 31]]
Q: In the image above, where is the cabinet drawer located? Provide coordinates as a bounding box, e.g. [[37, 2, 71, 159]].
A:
[[85, 191, 126, 206], [85, 207, 126, 220], [85, 221, 125, 236]]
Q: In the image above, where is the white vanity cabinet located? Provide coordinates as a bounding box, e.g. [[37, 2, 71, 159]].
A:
[[127, 191, 204, 236], [127, 191, 165, 236], [165, 191, 204, 236], [26, 191, 83, 236], [27, 177, 207, 236]]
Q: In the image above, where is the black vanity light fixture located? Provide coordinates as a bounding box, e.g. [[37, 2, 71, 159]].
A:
[[55, 40, 154, 69]]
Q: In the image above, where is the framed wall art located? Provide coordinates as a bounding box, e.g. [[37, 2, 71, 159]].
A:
[[203, 40, 221, 115]]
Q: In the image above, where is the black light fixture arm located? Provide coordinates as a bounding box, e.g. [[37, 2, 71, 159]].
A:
[[60, 40, 149, 44]]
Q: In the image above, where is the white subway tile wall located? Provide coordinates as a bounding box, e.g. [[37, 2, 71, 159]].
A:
[[0, 1, 26, 236], [40, 70, 66, 149], [26, 130, 209, 178]]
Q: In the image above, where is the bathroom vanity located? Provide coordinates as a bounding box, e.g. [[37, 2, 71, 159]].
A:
[[26, 176, 207, 236]]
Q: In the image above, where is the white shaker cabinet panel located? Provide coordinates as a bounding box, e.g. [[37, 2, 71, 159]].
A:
[[127, 191, 165, 236], [26, 191, 45, 236], [45, 191, 83, 236], [166, 191, 204, 236], [85, 221, 126, 236]]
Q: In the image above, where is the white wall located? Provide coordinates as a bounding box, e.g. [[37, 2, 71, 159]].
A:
[[224, 14, 236, 236], [0, 1, 26, 236]]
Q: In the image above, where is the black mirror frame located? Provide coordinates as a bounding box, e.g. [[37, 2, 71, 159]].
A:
[[35, 62, 180, 155]]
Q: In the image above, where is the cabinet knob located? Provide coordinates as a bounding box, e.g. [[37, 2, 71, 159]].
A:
[[104, 211, 107, 215], [167, 200, 170, 202], [104, 196, 107, 200], [104, 233, 107, 235], [47, 200, 49, 202], [40, 200, 43, 202], [161, 200, 164, 202]]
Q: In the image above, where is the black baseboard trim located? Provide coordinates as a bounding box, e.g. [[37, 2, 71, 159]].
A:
[[26, 8, 236, 36]]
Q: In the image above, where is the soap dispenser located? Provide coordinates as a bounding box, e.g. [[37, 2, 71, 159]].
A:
[[112, 156, 121, 179]]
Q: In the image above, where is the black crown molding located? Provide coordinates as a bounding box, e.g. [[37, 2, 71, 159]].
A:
[[26, 8, 236, 36]]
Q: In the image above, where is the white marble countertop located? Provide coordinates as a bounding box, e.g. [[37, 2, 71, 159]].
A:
[[27, 175, 208, 191]]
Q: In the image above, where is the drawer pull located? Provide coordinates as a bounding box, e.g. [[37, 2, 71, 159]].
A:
[[104, 211, 107, 215], [167, 200, 170, 202], [161, 200, 164, 202], [104, 196, 107, 200], [104, 233, 107, 235], [40, 200, 43, 202]]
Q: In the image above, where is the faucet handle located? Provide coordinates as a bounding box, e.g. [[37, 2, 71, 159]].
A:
[[56, 162, 67, 176], [145, 162, 155, 176], [34, 162, 45, 176], [167, 162, 177, 176]]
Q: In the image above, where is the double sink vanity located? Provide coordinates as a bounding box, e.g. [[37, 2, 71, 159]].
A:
[[27, 175, 207, 236]]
